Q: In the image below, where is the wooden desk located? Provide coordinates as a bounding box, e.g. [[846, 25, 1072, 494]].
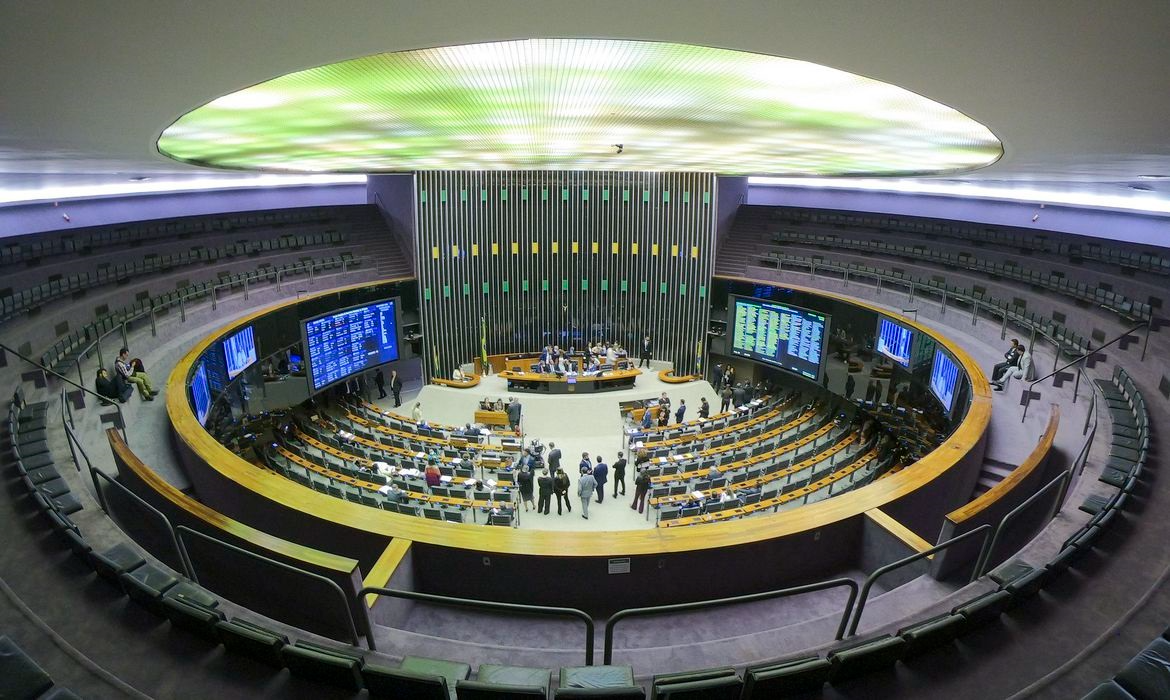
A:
[[498, 367, 641, 394], [432, 374, 481, 389], [475, 409, 509, 427], [359, 399, 519, 440]]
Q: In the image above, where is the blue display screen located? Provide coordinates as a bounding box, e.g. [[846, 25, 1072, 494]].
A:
[[191, 362, 212, 426], [929, 348, 961, 412], [876, 317, 913, 367], [304, 299, 399, 391], [223, 325, 257, 380], [730, 295, 828, 380]]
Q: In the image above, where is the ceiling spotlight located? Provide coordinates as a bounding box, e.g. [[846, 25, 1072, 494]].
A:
[[613, 144, 624, 155]]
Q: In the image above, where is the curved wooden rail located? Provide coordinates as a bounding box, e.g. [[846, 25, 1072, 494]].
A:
[[946, 405, 1060, 525], [659, 369, 700, 383], [167, 279, 991, 558], [431, 374, 481, 388]]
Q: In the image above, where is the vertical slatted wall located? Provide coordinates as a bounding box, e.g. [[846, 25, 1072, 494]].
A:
[[416, 171, 716, 378]]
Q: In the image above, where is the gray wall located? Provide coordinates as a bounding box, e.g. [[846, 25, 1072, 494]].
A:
[[367, 173, 418, 275], [415, 171, 717, 375]]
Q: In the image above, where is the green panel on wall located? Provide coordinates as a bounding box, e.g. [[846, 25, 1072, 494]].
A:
[[460, 189, 468, 202], [582, 188, 589, 201], [482, 282, 490, 294], [423, 287, 432, 301], [561, 188, 570, 201], [622, 189, 630, 203], [561, 278, 569, 291], [640, 280, 648, 293], [541, 187, 549, 201], [600, 279, 608, 292], [500, 188, 508, 201], [541, 279, 548, 292], [699, 284, 707, 298], [602, 188, 610, 202], [621, 279, 628, 292], [642, 190, 650, 203], [523, 279, 530, 292], [521, 187, 529, 201], [420, 190, 427, 204], [440, 189, 447, 203], [443, 284, 451, 298], [683, 191, 690, 204], [659, 281, 668, 294], [679, 283, 687, 295], [480, 189, 488, 202], [662, 190, 670, 202], [462, 282, 470, 295], [502, 280, 510, 293], [581, 278, 589, 290], [702, 191, 711, 204]]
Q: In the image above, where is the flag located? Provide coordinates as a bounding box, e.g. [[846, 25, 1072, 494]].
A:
[[695, 338, 703, 374], [432, 343, 441, 380], [480, 315, 489, 374]]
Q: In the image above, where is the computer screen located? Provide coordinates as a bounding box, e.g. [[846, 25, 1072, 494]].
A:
[[304, 298, 400, 391], [929, 348, 961, 412], [729, 295, 829, 381], [223, 325, 257, 380], [876, 317, 913, 367], [191, 362, 212, 426]]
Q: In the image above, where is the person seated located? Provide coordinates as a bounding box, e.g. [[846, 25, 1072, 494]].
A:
[[384, 483, 405, 503], [718, 486, 740, 504], [585, 358, 601, 373], [537, 359, 553, 374], [95, 368, 131, 405], [480, 397, 493, 410], [707, 464, 721, 481], [424, 462, 442, 487], [116, 348, 156, 401], [452, 367, 467, 382]]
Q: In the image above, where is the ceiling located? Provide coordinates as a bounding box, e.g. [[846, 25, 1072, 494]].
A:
[[2, 1, 1169, 208]]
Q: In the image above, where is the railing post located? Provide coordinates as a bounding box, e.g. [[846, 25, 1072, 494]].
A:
[[149, 307, 157, 336], [121, 322, 128, 349], [243, 278, 249, 301], [95, 335, 104, 370], [212, 285, 218, 311], [179, 294, 186, 322], [1001, 313, 1009, 340]]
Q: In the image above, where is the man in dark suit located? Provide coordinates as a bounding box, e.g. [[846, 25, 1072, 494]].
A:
[[547, 442, 561, 472], [578, 452, 591, 474], [675, 399, 686, 424], [592, 455, 608, 503], [537, 469, 554, 514], [611, 451, 627, 497], [374, 368, 387, 399], [389, 369, 403, 406], [991, 339, 1023, 382], [638, 335, 652, 368], [506, 397, 522, 430]]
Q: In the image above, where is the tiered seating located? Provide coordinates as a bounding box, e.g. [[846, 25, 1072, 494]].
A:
[[0, 229, 346, 323], [629, 394, 792, 455], [0, 635, 81, 699], [770, 230, 1152, 322], [8, 388, 82, 518], [1086, 631, 1170, 699], [40, 253, 359, 375], [1093, 366, 1150, 491]]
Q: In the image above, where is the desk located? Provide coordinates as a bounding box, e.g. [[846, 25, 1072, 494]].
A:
[[475, 409, 509, 427], [499, 367, 640, 394]]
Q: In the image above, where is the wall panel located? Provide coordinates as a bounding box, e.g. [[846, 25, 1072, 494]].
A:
[[417, 171, 715, 376]]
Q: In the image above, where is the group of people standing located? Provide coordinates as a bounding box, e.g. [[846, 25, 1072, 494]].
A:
[[638, 392, 712, 430], [512, 443, 657, 520]]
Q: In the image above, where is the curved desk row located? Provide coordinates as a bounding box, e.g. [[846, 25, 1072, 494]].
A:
[[498, 367, 641, 394]]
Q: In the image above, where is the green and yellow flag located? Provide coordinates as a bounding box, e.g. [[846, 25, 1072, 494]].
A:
[[480, 315, 489, 374], [695, 338, 704, 374], [432, 343, 441, 381]]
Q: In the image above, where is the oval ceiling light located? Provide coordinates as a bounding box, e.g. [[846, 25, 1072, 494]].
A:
[[157, 39, 1002, 176]]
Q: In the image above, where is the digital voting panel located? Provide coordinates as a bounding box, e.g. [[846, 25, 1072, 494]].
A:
[[730, 295, 828, 380], [304, 299, 399, 391]]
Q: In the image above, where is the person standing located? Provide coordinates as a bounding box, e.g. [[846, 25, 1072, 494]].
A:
[[657, 406, 669, 428], [506, 397, 522, 431], [374, 368, 387, 399], [732, 383, 746, 407], [631, 467, 650, 514], [411, 402, 422, 422], [578, 452, 591, 474], [612, 452, 627, 497], [553, 468, 572, 514], [720, 386, 733, 413], [547, 442, 562, 472], [638, 335, 653, 368], [517, 465, 534, 512], [844, 373, 856, 400], [640, 407, 653, 430], [537, 469, 554, 515], [592, 455, 608, 503], [389, 369, 403, 407], [675, 399, 686, 424], [698, 397, 710, 419], [578, 468, 596, 519]]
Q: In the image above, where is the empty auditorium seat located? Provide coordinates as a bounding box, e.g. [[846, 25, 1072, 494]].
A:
[[280, 639, 364, 690], [560, 665, 637, 690], [1114, 637, 1170, 699], [742, 655, 831, 697], [0, 636, 54, 700], [88, 542, 146, 584], [456, 663, 552, 699], [897, 613, 967, 659], [649, 666, 742, 699], [827, 634, 907, 684], [214, 618, 288, 667]]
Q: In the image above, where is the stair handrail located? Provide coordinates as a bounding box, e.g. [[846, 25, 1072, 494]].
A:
[[1021, 322, 1146, 422]]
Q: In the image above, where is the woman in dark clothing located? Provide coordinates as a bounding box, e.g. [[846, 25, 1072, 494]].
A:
[[517, 466, 535, 512]]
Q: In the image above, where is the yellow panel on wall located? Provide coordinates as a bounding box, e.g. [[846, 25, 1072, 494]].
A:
[[531, 241, 539, 254], [611, 242, 620, 254], [451, 244, 459, 257], [492, 242, 499, 255], [632, 243, 639, 255], [471, 243, 479, 256], [691, 246, 699, 258], [511, 241, 519, 254], [431, 246, 439, 260], [652, 243, 659, 256], [572, 241, 580, 254], [671, 244, 679, 257], [552, 241, 559, 254], [591, 241, 599, 254]]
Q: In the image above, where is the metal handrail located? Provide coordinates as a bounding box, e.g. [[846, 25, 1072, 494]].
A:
[[175, 525, 361, 646], [0, 342, 128, 444], [973, 470, 1072, 579], [847, 524, 992, 637], [604, 578, 859, 664], [1022, 323, 1146, 422], [358, 586, 594, 663], [90, 467, 193, 580]]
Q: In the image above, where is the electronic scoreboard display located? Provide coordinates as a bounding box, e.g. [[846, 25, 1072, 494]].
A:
[[304, 299, 400, 391], [730, 295, 828, 380]]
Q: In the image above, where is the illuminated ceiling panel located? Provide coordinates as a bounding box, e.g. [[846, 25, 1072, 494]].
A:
[[157, 39, 1002, 176]]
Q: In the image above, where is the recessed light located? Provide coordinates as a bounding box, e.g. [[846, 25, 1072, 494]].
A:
[[1136, 174, 1170, 180], [129, 176, 152, 182]]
